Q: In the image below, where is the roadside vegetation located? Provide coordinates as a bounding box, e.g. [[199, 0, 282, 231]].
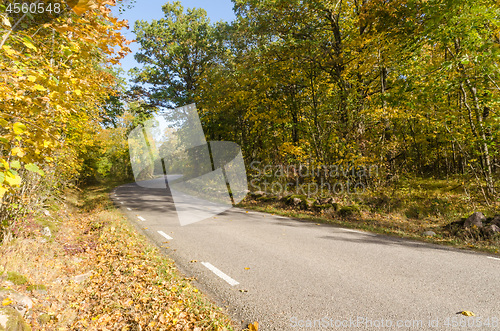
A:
[[0, 1, 236, 329], [0, 181, 235, 330], [240, 180, 500, 254]]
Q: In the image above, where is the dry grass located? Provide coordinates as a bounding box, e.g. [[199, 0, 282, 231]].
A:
[[0, 183, 235, 330]]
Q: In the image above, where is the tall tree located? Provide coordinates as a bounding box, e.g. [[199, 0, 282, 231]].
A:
[[132, 1, 221, 108]]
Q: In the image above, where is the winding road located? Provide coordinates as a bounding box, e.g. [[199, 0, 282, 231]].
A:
[[111, 181, 500, 330]]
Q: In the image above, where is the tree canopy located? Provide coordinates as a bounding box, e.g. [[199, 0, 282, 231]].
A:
[[132, 0, 499, 199]]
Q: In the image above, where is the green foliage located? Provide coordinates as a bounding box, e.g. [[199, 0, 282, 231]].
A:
[[26, 284, 47, 292], [338, 205, 362, 218], [6, 271, 28, 285], [132, 1, 223, 107]]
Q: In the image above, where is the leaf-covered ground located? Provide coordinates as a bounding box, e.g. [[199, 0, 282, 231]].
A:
[[0, 184, 235, 330]]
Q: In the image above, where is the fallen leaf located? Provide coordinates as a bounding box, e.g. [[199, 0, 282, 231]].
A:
[[244, 267, 250, 270], [457, 311, 476, 317], [2, 298, 12, 306], [248, 321, 259, 331]]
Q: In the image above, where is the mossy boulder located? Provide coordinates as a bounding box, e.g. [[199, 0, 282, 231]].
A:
[[256, 195, 276, 202], [443, 213, 500, 240], [249, 191, 266, 198], [338, 205, 361, 218], [312, 202, 333, 211], [284, 195, 308, 209], [0, 307, 31, 331], [316, 197, 333, 205]]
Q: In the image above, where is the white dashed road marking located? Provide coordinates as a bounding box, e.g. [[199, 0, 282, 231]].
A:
[[157, 231, 173, 240], [487, 256, 500, 261], [127, 208, 131, 211], [138, 216, 146, 221], [201, 262, 239, 286]]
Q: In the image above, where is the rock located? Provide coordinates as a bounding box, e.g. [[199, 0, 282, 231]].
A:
[[284, 195, 307, 208], [423, 231, 436, 237], [41, 227, 51, 237], [487, 224, 500, 234], [317, 197, 332, 205], [306, 200, 314, 209], [72, 272, 92, 284], [312, 203, 332, 211], [491, 215, 500, 227], [338, 205, 361, 218], [31, 289, 47, 297], [0, 307, 31, 331], [53, 277, 68, 285], [256, 195, 275, 202], [330, 203, 340, 212], [464, 212, 485, 228], [0, 290, 33, 316], [250, 191, 265, 198]]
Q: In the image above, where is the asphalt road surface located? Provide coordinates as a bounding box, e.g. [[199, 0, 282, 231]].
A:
[[111, 181, 500, 330]]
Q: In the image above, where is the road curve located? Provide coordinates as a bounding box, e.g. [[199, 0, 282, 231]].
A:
[[111, 182, 500, 330]]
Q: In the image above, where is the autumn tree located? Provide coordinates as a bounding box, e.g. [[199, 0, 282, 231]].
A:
[[130, 0, 499, 198], [0, 0, 131, 236]]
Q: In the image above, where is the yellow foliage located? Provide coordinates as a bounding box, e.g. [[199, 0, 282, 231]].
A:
[[459, 311, 476, 317], [0, 0, 130, 202], [248, 321, 259, 331]]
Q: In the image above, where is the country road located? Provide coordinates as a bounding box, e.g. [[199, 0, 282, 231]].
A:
[[111, 182, 500, 330]]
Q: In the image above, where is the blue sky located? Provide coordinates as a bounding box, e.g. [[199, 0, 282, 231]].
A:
[[111, 0, 236, 83]]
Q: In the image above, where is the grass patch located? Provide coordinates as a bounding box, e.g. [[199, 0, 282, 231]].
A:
[[26, 284, 47, 291], [6, 271, 28, 285]]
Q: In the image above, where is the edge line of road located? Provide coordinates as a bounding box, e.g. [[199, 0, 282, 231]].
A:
[[158, 230, 173, 240], [201, 262, 239, 286]]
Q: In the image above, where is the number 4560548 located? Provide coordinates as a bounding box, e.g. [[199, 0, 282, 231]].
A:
[[443, 316, 498, 328], [6, 2, 62, 14]]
